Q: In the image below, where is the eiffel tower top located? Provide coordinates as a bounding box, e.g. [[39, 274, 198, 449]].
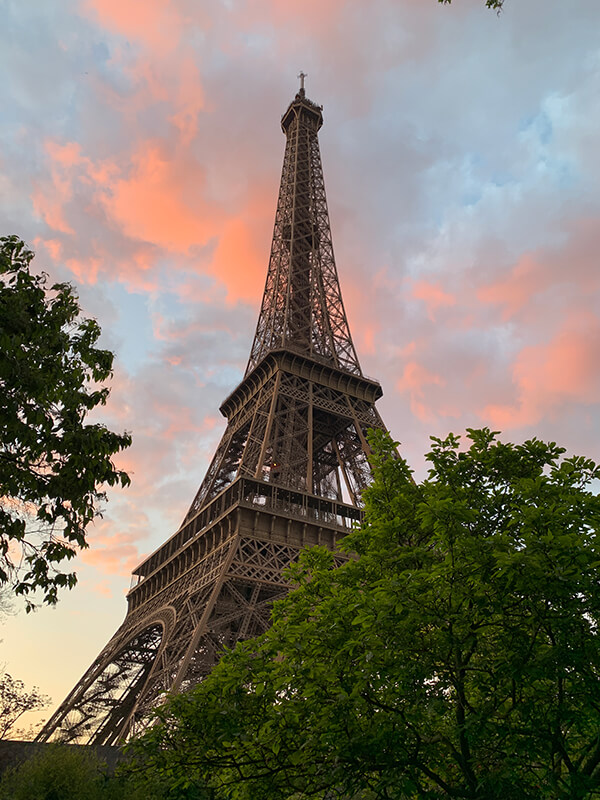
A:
[[245, 82, 362, 377], [178, 83, 385, 519]]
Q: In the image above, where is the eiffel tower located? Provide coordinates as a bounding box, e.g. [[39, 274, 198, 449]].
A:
[[38, 79, 391, 746]]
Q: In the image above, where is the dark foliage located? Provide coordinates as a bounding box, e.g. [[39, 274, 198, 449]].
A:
[[127, 429, 600, 798], [0, 236, 131, 607]]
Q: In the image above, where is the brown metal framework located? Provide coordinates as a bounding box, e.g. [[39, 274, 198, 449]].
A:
[[246, 92, 360, 376], [37, 86, 392, 746]]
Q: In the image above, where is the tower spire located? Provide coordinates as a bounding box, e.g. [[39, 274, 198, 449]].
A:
[[298, 70, 307, 95], [37, 89, 393, 747], [246, 86, 361, 377]]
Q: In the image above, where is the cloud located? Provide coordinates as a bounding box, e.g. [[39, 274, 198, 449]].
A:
[[412, 280, 456, 321], [208, 205, 271, 305], [100, 139, 215, 252], [92, 580, 113, 598], [483, 312, 600, 429], [82, 0, 190, 54], [397, 361, 446, 423], [80, 501, 152, 577]]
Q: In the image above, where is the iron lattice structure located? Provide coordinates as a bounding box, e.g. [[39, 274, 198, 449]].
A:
[[38, 86, 391, 746]]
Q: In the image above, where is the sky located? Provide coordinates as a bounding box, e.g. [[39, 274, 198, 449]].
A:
[[1, 0, 600, 731]]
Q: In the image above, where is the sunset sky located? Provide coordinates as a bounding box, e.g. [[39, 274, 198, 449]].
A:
[[2, 0, 600, 729]]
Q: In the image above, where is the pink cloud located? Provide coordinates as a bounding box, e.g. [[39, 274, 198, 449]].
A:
[[31, 137, 206, 288], [154, 405, 215, 441], [82, 0, 206, 145], [65, 257, 102, 285], [358, 324, 378, 356], [477, 219, 600, 325], [168, 56, 206, 146], [33, 238, 63, 262], [397, 360, 446, 423], [234, 0, 348, 37], [97, 358, 223, 511], [412, 279, 456, 321], [35, 129, 275, 301], [100, 140, 217, 253], [31, 185, 74, 235], [82, 0, 191, 55], [81, 503, 151, 577], [208, 213, 268, 305], [483, 311, 600, 428], [92, 580, 113, 598], [46, 140, 84, 168], [477, 254, 543, 320], [150, 312, 242, 345], [31, 141, 94, 236]]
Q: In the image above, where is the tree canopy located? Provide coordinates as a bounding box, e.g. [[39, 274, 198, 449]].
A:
[[0, 236, 131, 607], [439, 0, 504, 9], [0, 744, 120, 800], [128, 429, 600, 799]]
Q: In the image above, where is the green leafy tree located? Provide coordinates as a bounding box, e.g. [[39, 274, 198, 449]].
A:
[[128, 429, 600, 799], [0, 743, 202, 800], [0, 744, 123, 800], [0, 236, 131, 607]]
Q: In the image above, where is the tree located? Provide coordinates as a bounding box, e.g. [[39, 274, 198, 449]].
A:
[[0, 744, 121, 800], [127, 429, 600, 799], [0, 673, 49, 741], [439, 0, 504, 10], [0, 742, 197, 800], [0, 588, 49, 740], [0, 236, 131, 607]]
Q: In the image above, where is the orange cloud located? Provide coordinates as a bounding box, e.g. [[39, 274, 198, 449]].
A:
[[208, 215, 267, 304], [483, 311, 600, 428], [100, 140, 216, 252], [36, 134, 218, 286]]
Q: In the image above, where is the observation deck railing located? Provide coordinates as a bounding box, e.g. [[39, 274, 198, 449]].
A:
[[130, 476, 362, 588]]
